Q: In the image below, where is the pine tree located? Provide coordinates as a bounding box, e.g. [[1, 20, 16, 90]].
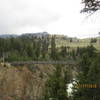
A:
[[72, 46, 100, 100], [60, 46, 67, 58], [44, 65, 69, 100], [50, 36, 57, 60]]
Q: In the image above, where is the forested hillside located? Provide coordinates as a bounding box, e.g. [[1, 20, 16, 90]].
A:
[[0, 34, 82, 62], [0, 33, 100, 100], [0, 33, 100, 62]]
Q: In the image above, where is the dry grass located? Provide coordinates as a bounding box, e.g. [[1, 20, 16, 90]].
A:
[[56, 37, 100, 50]]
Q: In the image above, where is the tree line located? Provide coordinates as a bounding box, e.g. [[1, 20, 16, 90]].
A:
[[0, 35, 80, 62]]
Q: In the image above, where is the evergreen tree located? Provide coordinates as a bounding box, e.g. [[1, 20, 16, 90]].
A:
[[72, 46, 100, 100], [44, 65, 69, 100], [60, 46, 67, 58], [35, 39, 41, 60], [50, 36, 57, 60], [41, 38, 49, 59]]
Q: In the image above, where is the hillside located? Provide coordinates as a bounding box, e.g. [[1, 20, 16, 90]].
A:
[[55, 36, 100, 50], [0, 32, 99, 50], [0, 32, 49, 39], [0, 33, 100, 100], [0, 63, 55, 100]]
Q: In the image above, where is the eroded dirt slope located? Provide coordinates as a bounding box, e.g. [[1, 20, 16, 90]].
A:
[[0, 64, 55, 100]]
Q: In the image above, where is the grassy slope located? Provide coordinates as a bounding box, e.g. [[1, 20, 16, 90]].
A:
[[56, 37, 100, 50]]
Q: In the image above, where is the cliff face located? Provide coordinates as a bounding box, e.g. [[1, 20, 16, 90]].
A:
[[0, 64, 55, 100]]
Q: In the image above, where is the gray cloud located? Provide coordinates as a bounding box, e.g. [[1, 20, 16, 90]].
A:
[[0, 0, 61, 34]]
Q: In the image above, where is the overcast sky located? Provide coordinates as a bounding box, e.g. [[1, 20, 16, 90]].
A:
[[0, 0, 100, 38]]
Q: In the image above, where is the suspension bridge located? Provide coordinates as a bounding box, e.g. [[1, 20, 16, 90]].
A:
[[10, 61, 78, 66]]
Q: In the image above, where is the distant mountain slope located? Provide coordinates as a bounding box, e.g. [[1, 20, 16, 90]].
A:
[[0, 34, 18, 38], [20, 32, 49, 38], [0, 32, 49, 39]]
